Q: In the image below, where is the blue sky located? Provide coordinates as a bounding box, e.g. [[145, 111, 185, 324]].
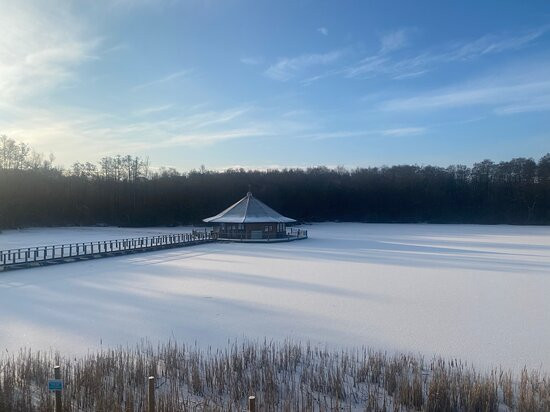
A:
[[0, 0, 549, 170]]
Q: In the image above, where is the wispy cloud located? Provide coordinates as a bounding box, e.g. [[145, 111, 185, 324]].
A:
[[181, 107, 251, 129], [446, 26, 548, 61], [133, 104, 174, 116], [160, 128, 268, 147], [344, 55, 390, 78], [380, 127, 426, 136], [1, 102, 270, 163], [265, 50, 343, 81], [379, 28, 411, 53], [132, 69, 192, 91], [240, 57, 262, 65], [102, 42, 130, 55], [308, 127, 426, 140], [379, 65, 550, 116], [317, 27, 328, 36], [106, 0, 181, 10], [0, 3, 99, 103], [215, 163, 313, 172], [346, 27, 548, 80]]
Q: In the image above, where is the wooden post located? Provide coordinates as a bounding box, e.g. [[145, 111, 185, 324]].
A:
[[54, 365, 62, 412], [248, 395, 256, 412], [148, 376, 155, 412]]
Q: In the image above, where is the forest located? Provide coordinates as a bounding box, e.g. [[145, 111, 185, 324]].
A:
[[0, 135, 549, 229]]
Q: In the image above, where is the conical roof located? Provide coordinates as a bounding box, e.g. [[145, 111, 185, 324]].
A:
[[203, 192, 296, 224]]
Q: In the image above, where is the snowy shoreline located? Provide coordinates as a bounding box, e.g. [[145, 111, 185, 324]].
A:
[[0, 223, 549, 372]]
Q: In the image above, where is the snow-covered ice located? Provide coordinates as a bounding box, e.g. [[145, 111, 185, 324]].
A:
[[0, 223, 549, 372]]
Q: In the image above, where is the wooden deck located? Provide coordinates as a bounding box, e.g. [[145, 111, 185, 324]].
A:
[[0, 231, 217, 272], [218, 229, 308, 243]]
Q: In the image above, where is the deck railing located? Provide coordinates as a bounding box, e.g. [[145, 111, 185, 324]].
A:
[[0, 230, 217, 271], [0, 227, 307, 271], [217, 228, 308, 242], [286, 228, 308, 239]]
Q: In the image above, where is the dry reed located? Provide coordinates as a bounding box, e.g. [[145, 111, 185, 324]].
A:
[[0, 340, 548, 411]]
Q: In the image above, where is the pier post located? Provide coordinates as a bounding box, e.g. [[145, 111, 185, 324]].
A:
[[54, 365, 62, 412], [148, 376, 155, 412]]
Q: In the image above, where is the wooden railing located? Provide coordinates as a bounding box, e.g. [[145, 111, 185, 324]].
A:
[[0, 230, 217, 271], [286, 228, 308, 239], [217, 228, 308, 242]]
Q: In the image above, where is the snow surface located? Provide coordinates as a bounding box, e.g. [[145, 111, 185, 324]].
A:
[[0, 223, 549, 372]]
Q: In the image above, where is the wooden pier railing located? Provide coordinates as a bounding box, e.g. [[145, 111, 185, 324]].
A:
[[0, 230, 217, 272]]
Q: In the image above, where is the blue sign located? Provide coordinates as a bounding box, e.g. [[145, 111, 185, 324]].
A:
[[48, 379, 63, 392]]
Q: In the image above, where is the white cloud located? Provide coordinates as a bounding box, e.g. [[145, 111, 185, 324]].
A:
[[240, 57, 262, 65], [104, 0, 181, 10], [0, 2, 99, 103], [380, 127, 426, 136], [132, 69, 192, 91], [308, 127, 426, 140], [379, 68, 550, 116], [160, 128, 268, 147], [346, 27, 548, 80], [261, 27, 546, 84], [1, 102, 288, 164], [215, 163, 312, 172], [265, 50, 343, 81], [446, 26, 548, 61], [494, 99, 550, 115], [133, 104, 174, 116], [380, 29, 411, 53], [317, 27, 328, 36], [344, 55, 390, 78]]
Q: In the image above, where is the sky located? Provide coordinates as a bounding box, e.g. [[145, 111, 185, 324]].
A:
[[0, 0, 549, 171]]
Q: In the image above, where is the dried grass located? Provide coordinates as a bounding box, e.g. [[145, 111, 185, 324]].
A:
[[0, 340, 548, 411]]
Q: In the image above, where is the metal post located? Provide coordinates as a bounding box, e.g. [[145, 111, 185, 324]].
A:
[[148, 376, 155, 412], [248, 395, 256, 412], [54, 365, 62, 412]]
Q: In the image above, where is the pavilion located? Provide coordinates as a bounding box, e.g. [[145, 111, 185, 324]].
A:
[[203, 192, 306, 241]]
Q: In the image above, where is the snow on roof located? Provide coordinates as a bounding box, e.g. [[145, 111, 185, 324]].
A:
[[203, 192, 296, 224]]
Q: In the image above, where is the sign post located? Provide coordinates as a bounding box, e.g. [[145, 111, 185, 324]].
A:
[[148, 376, 155, 412], [49, 366, 63, 412]]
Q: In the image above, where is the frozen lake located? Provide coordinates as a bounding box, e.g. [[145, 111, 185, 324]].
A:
[[0, 223, 549, 372]]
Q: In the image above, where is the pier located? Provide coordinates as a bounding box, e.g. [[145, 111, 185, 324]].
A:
[[0, 231, 217, 272]]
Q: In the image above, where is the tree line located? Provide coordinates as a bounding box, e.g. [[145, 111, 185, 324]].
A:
[[0, 135, 548, 229]]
